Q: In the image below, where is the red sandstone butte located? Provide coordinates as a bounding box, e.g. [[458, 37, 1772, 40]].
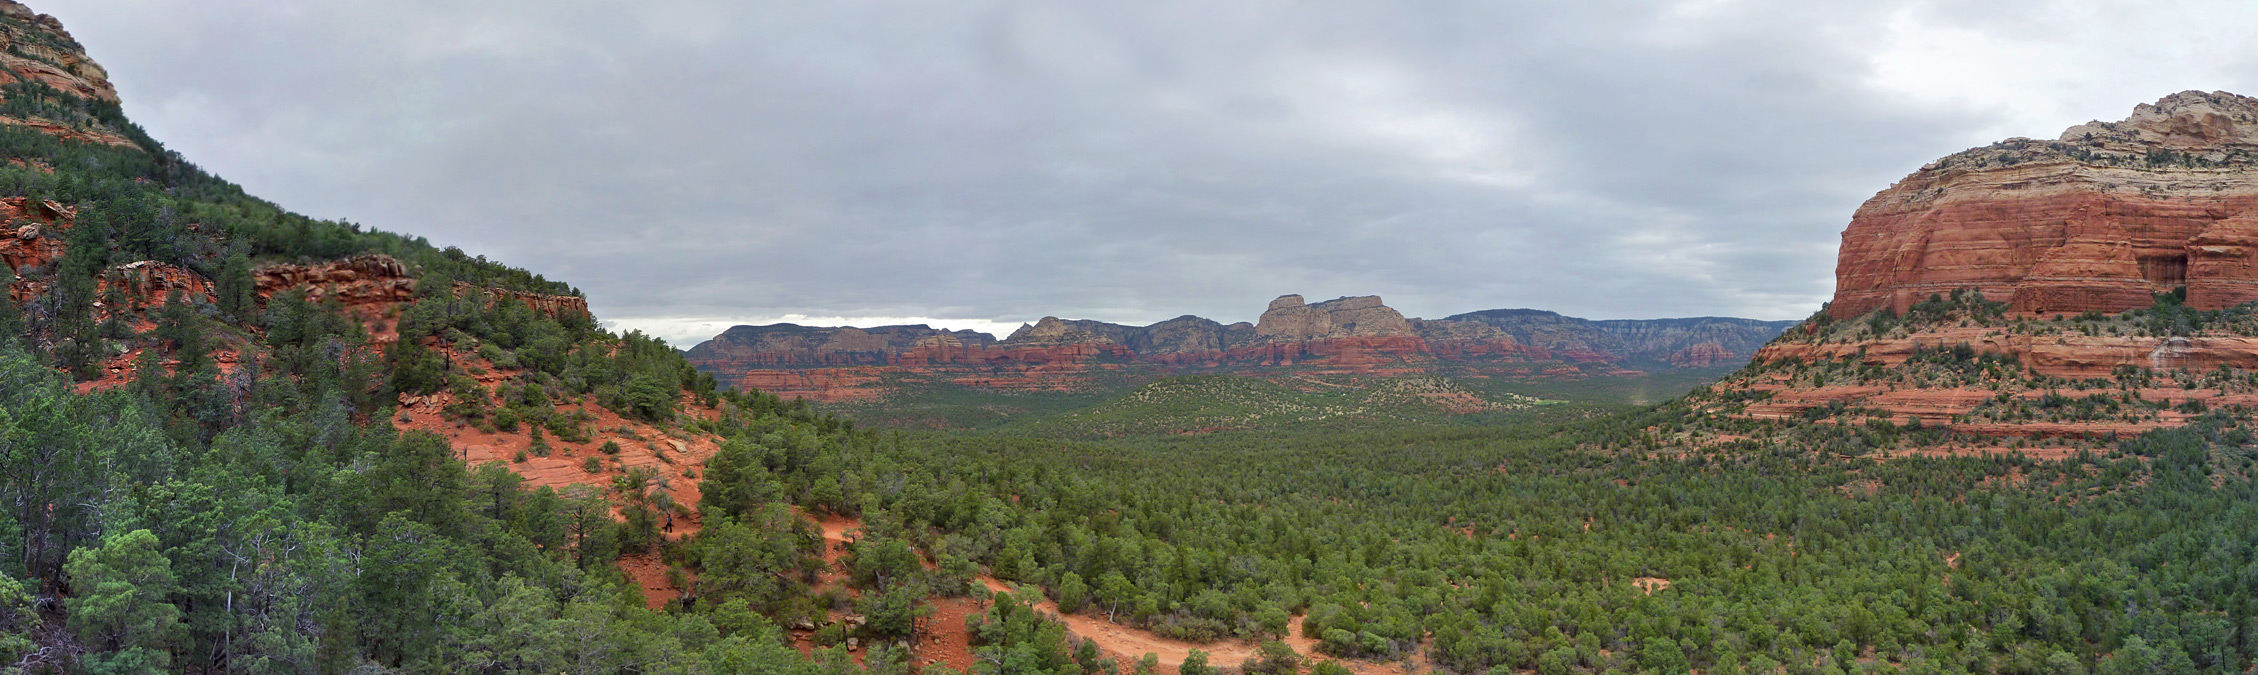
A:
[[1830, 90, 2258, 318]]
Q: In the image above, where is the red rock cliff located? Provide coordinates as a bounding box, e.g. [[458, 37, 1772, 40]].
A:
[[255, 254, 587, 317], [0, 1, 137, 148], [1831, 91, 2258, 318], [1706, 92, 2258, 445]]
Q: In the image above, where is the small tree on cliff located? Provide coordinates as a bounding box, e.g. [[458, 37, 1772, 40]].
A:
[[214, 251, 255, 321]]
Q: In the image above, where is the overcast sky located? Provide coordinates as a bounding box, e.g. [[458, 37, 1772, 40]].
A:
[[40, 1, 2258, 345]]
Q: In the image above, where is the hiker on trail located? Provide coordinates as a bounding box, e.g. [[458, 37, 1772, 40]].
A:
[[665, 513, 675, 533]]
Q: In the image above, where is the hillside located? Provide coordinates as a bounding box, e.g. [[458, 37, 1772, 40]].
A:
[[0, 3, 864, 671]]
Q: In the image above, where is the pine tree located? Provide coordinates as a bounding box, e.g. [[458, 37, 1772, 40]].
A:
[[214, 251, 255, 321], [65, 529, 182, 666]]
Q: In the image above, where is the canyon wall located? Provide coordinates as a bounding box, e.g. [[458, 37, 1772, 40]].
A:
[[1830, 91, 2258, 319], [1713, 91, 2258, 441]]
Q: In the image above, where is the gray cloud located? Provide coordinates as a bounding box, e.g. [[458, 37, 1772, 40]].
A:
[[40, 0, 2258, 345]]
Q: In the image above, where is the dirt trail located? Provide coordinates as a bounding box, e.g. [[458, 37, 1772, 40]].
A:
[[812, 514, 1413, 675], [620, 552, 684, 609], [972, 579, 1414, 675]]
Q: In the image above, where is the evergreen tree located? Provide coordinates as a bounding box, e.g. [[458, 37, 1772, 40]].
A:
[[65, 529, 182, 669], [214, 251, 255, 321]]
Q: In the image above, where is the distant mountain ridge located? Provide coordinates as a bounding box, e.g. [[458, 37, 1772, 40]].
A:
[[685, 294, 1794, 402], [1439, 309, 1798, 367]]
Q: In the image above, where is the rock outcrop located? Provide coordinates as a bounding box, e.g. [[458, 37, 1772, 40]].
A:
[[687, 294, 1794, 402], [254, 254, 588, 317], [255, 255, 418, 308], [1251, 295, 1415, 341], [1, 196, 69, 276], [101, 261, 211, 310], [0, 2, 114, 102], [1707, 91, 2258, 444], [460, 283, 590, 319], [1830, 91, 2258, 318], [1006, 317, 1139, 347], [0, 1, 137, 148]]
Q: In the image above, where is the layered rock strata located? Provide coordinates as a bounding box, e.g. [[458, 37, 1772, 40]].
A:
[[253, 254, 588, 318], [0, 1, 137, 147], [1717, 91, 2258, 441], [1831, 91, 2258, 318]]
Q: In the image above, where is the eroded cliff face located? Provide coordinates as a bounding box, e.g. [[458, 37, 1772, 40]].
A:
[[686, 294, 1793, 402], [1706, 92, 2258, 444], [247, 254, 587, 318], [0, 2, 112, 101], [0, 1, 138, 148], [1831, 90, 2258, 319], [1, 197, 70, 301], [1251, 295, 1415, 341]]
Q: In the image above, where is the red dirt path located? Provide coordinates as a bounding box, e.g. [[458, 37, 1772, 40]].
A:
[[808, 515, 1416, 675]]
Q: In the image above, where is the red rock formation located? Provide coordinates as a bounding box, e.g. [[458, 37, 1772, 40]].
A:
[[1252, 295, 1415, 341], [252, 254, 587, 318], [1830, 91, 2258, 318], [3, 197, 71, 303], [2186, 212, 2258, 308], [1, 198, 68, 272], [453, 282, 590, 319], [1750, 327, 2258, 380], [0, 2, 137, 148], [1703, 92, 2258, 443], [255, 255, 418, 308], [685, 293, 1781, 403], [100, 261, 213, 310], [0, 2, 116, 103], [1214, 335, 1430, 370], [732, 368, 893, 402]]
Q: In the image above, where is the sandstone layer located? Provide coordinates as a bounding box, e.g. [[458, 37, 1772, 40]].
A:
[[1711, 92, 2258, 442], [0, 1, 136, 147], [1831, 91, 2258, 318], [0, 1, 113, 102], [1, 196, 70, 294], [252, 254, 588, 318]]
